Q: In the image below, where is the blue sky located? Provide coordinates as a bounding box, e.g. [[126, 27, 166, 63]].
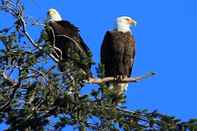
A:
[[0, 0, 196, 130]]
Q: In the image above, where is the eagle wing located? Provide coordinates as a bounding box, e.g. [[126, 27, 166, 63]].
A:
[[101, 31, 113, 76], [125, 35, 135, 77], [45, 21, 92, 76], [101, 31, 135, 77], [57, 21, 91, 58]]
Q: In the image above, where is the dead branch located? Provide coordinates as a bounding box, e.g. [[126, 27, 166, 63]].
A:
[[87, 72, 156, 84], [18, 16, 59, 63]]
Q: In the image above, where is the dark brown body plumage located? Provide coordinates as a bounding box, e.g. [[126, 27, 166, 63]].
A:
[[46, 20, 92, 77], [101, 31, 135, 78]]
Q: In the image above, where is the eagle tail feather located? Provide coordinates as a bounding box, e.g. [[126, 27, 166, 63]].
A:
[[109, 83, 128, 96]]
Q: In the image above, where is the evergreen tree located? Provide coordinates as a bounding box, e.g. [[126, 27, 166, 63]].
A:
[[0, 0, 196, 130]]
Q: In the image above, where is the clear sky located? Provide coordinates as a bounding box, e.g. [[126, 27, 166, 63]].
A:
[[0, 0, 196, 130]]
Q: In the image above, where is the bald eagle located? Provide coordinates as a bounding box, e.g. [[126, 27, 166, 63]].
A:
[[45, 8, 92, 78], [101, 16, 137, 96]]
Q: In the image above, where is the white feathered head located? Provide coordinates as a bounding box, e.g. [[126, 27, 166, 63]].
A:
[[46, 8, 62, 22]]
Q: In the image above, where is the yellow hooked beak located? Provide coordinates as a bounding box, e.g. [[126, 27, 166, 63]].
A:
[[128, 19, 137, 26]]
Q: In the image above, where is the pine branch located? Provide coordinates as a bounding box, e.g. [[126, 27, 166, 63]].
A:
[[0, 70, 21, 111]]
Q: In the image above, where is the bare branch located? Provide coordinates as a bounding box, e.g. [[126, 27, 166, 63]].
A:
[[17, 16, 59, 63], [53, 46, 62, 60], [87, 72, 156, 84], [56, 34, 87, 57]]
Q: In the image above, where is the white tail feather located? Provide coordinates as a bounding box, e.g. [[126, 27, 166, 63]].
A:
[[109, 83, 128, 96]]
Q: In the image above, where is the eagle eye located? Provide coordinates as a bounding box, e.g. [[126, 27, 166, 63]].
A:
[[125, 18, 130, 21]]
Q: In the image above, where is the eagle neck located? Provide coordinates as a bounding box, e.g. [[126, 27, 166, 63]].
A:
[[46, 15, 62, 23], [117, 24, 132, 34]]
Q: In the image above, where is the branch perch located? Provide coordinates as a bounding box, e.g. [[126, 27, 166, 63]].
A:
[[88, 72, 156, 84]]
